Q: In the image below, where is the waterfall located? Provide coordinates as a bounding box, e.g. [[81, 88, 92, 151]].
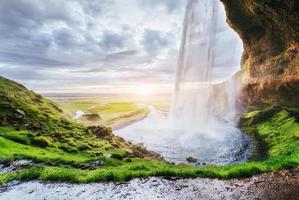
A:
[[170, 0, 242, 132], [116, 0, 252, 165]]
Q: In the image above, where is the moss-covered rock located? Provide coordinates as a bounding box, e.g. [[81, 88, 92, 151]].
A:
[[186, 156, 198, 163], [58, 144, 78, 153], [31, 136, 53, 147]]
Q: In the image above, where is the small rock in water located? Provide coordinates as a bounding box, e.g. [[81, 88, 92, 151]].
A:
[[186, 156, 198, 163]]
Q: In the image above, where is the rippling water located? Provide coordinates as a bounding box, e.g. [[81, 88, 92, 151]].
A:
[[115, 106, 253, 166]]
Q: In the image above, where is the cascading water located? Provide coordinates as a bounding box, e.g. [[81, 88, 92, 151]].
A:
[[170, 0, 242, 131], [170, 0, 218, 131], [116, 0, 254, 166]]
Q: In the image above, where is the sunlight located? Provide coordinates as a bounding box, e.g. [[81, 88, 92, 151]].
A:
[[135, 86, 154, 97]]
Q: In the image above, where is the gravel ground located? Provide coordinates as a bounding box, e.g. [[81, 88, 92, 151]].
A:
[[0, 168, 298, 200]]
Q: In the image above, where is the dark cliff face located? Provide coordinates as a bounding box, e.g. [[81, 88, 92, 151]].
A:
[[221, 0, 299, 108]]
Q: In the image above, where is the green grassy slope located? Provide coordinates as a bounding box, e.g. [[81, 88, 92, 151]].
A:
[[0, 76, 77, 132], [0, 76, 160, 166]]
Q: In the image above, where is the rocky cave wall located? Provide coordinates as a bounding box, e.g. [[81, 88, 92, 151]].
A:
[[221, 0, 299, 108]]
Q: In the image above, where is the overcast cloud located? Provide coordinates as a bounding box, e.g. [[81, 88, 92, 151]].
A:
[[0, 0, 242, 92]]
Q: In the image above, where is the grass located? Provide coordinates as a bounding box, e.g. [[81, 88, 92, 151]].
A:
[[61, 100, 150, 127], [63, 101, 140, 114], [0, 76, 81, 133], [0, 136, 91, 163], [1, 107, 299, 184]]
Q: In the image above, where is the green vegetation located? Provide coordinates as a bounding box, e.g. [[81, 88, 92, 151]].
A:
[[63, 101, 140, 115], [1, 106, 298, 184], [0, 76, 298, 184], [61, 100, 150, 128], [0, 76, 80, 133], [0, 76, 159, 183]]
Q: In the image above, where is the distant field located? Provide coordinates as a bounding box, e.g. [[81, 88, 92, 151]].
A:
[[44, 93, 171, 129]]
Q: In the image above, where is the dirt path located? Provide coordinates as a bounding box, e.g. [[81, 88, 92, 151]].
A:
[[1, 168, 298, 200]]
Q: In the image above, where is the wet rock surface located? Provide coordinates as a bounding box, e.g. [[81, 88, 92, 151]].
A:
[[0, 159, 33, 173], [1, 168, 298, 200], [221, 0, 299, 108]]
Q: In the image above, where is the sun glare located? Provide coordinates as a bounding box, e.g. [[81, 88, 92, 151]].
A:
[[135, 86, 154, 97]]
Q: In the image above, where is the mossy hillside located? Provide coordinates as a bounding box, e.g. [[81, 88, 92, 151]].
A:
[[0, 76, 80, 133], [0, 76, 160, 161], [0, 125, 157, 163], [1, 106, 299, 184], [240, 106, 299, 160]]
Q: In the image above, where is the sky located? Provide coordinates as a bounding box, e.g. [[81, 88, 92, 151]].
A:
[[0, 0, 243, 94]]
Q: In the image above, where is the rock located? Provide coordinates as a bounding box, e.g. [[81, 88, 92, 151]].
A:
[[103, 153, 112, 158], [31, 136, 53, 147], [15, 109, 25, 116], [0, 158, 12, 167], [81, 113, 102, 121], [221, 0, 299, 108], [29, 122, 41, 131], [78, 160, 104, 170], [0, 159, 34, 173], [111, 153, 125, 160], [123, 158, 132, 162], [86, 126, 113, 138], [186, 156, 198, 163]]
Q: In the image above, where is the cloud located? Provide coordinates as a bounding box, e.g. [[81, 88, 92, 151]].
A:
[[53, 28, 79, 49], [0, 52, 71, 67], [99, 30, 130, 51], [137, 0, 185, 13], [0, 0, 243, 91], [142, 29, 175, 56]]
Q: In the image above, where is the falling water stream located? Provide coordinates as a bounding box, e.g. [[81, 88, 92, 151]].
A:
[[170, 0, 218, 131], [115, 0, 253, 166]]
